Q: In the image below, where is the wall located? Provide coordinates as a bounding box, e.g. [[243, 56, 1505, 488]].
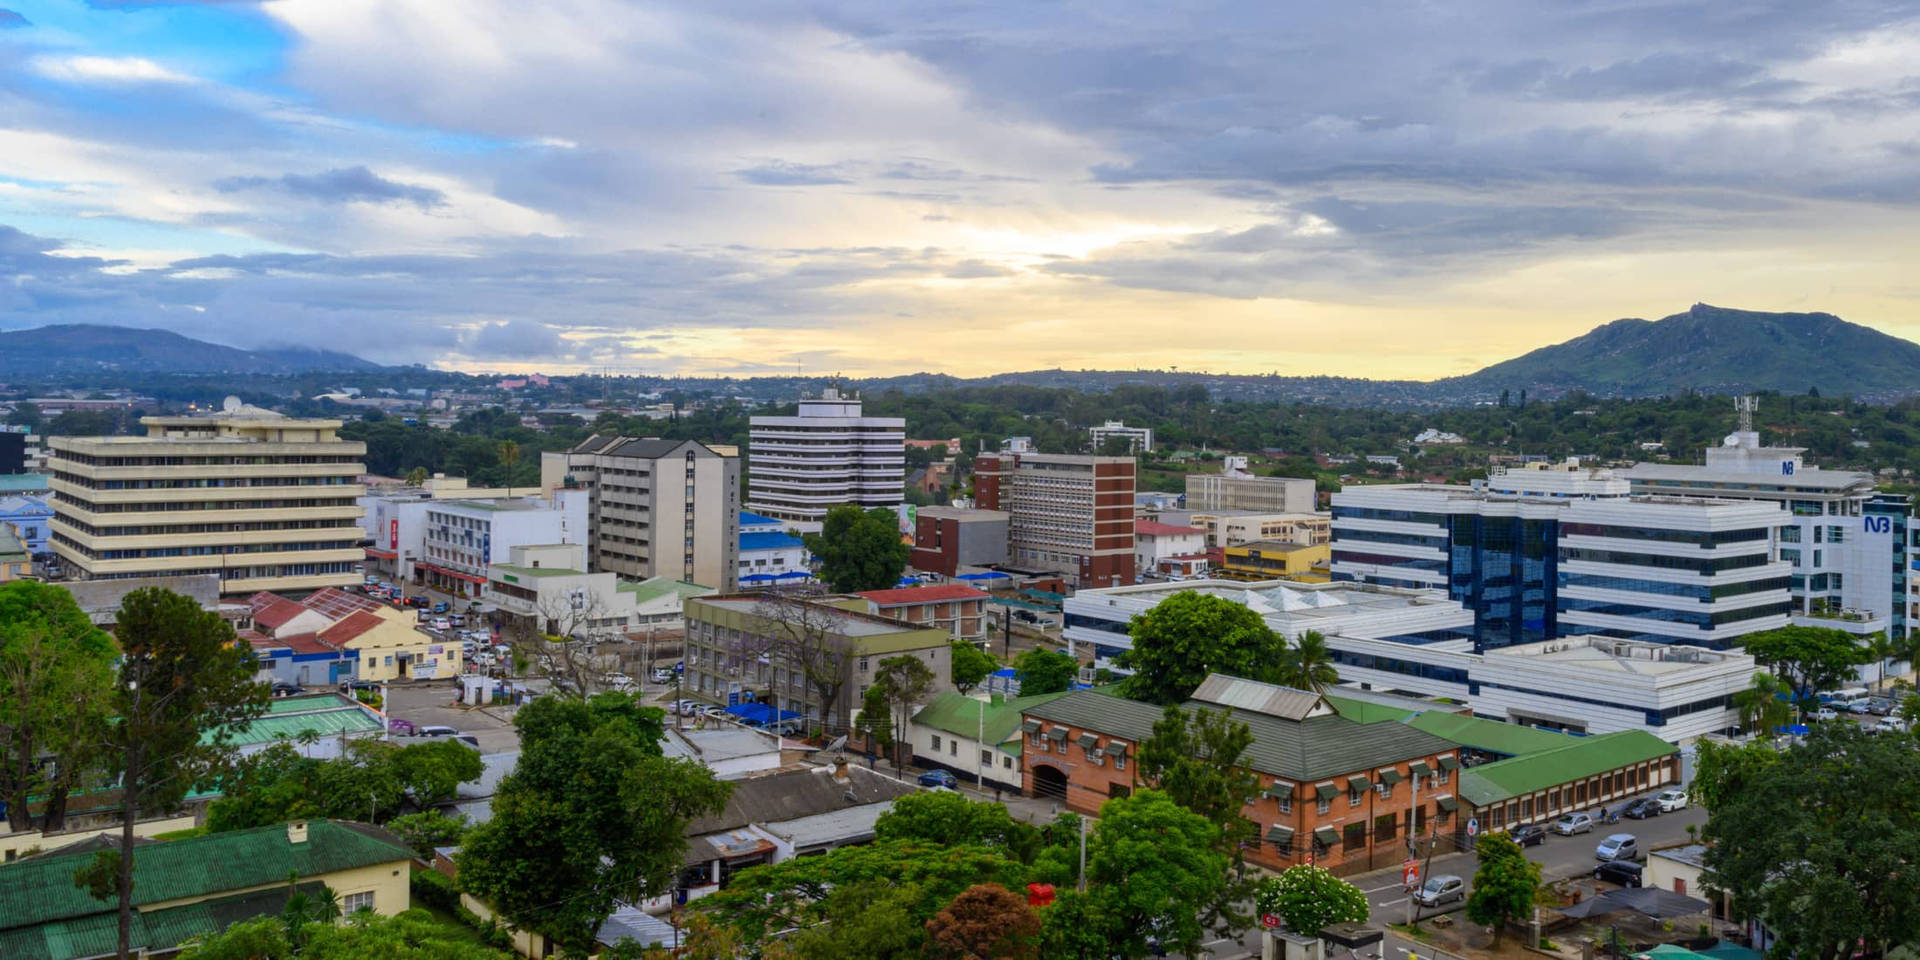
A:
[[0, 814, 198, 863]]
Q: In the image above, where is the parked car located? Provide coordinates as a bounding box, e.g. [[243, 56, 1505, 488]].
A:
[[1847, 700, 1877, 714], [1595, 833, 1639, 862], [269, 682, 305, 698], [1553, 812, 1594, 836], [1866, 697, 1897, 716], [1506, 823, 1547, 848], [1654, 788, 1689, 812], [1621, 798, 1662, 820], [651, 669, 675, 684], [429, 618, 452, 631], [671, 699, 705, 715], [1414, 874, 1466, 908], [432, 601, 449, 614], [1878, 716, 1910, 733], [1811, 707, 1841, 722], [417, 725, 461, 738], [765, 719, 805, 736], [1593, 860, 1644, 887], [388, 718, 418, 736], [607, 673, 635, 690], [917, 769, 959, 789]]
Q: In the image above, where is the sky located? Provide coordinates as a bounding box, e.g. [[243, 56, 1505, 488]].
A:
[[1, 1, 1919, 378]]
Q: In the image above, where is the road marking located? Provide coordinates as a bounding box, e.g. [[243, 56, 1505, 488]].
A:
[[1377, 897, 1407, 908], [1362, 883, 1406, 893]]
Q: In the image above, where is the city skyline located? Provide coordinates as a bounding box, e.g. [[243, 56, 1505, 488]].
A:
[[1, 2, 1918, 377]]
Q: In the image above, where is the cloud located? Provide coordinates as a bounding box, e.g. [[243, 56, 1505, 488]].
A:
[[215, 167, 447, 209], [32, 55, 196, 84], [465, 320, 563, 357], [0, 9, 28, 27], [733, 161, 856, 186]]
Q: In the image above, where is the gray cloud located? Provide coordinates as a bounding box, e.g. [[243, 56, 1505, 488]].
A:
[[466, 319, 563, 358], [216, 166, 447, 209], [733, 161, 855, 185], [0, 9, 28, 27]]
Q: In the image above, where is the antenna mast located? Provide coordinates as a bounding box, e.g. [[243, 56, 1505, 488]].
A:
[[1734, 395, 1757, 434]]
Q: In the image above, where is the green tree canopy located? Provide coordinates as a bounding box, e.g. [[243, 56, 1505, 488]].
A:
[[1464, 832, 1541, 945], [1702, 726, 1920, 958], [1256, 865, 1369, 936], [0, 580, 118, 833], [1085, 789, 1227, 959], [1737, 626, 1873, 702], [802, 505, 911, 592], [874, 791, 1040, 862], [207, 738, 484, 832], [456, 692, 731, 954], [179, 909, 515, 959], [1690, 737, 1782, 813], [1136, 704, 1259, 934], [1011, 648, 1077, 696], [1276, 630, 1339, 694], [949, 640, 997, 696], [1117, 590, 1288, 705]]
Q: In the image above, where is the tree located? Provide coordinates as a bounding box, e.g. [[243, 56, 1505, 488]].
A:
[[1276, 630, 1339, 695], [206, 738, 483, 831], [1036, 888, 1122, 960], [496, 440, 520, 497], [859, 684, 896, 766], [925, 884, 1042, 960], [179, 908, 515, 959], [1703, 726, 1920, 959], [1689, 737, 1782, 813], [1256, 865, 1368, 937], [950, 640, 997, 696], [1085, 790, 1227, 960], [1865, 631, 1897, 691], [0, 580, 118, 833], [802, 505, 910, 593], [1732, 671, 1793, 738], [1738, 626, 1873, 705], [1464, 832, 1541, 945], [403, 466, 429, 487], [385, 810, 469, 859], [783, 881, 927, 959], [1117, 590, 1288, 705], [1011, 648, 1076, 696], [456, 693, 731, 954], [95, 587, 267, 960], [745, 594, 861, 735], [874, 654, 936, 752], [1136, 705, 1258, 935], [874, 791, 1039, 862]]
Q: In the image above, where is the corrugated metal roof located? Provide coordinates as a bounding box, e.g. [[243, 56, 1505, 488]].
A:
[[1457, 730, 1678, 807], [1190, 675, 1328, 721], [1401, 710, 1583, 758]]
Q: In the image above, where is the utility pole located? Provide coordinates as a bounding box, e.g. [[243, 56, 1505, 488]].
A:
[[1077, 814, 1087, 892]]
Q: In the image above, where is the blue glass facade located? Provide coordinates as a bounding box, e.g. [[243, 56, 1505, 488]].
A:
[[1447, 515, 1557, 651], [1869, 494, 1909, 638]]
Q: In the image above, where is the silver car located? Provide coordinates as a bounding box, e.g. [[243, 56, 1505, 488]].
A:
[[1553, 812, 1594, 836], [1595, 833, 1638, 862], [1415, 874, 1466, 907]]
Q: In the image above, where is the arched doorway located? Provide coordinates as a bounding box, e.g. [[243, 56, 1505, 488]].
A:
[[1032, 763, 1068, 801]]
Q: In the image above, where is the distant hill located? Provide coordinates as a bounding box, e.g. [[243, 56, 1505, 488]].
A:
[[0, 324, 382, 376], [1439, 304, 1920, 399]]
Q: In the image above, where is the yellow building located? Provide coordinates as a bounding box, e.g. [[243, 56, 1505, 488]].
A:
[[324, 605, 464, 682], [0, 819, 412, 959], [47, 404, 366, 596], [1217, 540, 1331, 582]]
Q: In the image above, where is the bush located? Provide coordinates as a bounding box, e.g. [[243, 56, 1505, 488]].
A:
[[409, 868, 458, 911]]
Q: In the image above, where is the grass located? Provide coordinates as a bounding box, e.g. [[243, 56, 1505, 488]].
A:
[[415, 903, 490, 947], [152, 826, 208, 841], [1390, 922, 1437, 943]]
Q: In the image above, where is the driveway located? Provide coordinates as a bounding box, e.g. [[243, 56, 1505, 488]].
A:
[[384, 682, 522, 754]]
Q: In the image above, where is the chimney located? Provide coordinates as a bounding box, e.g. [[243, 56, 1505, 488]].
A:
[[287, 820, 309, 844], [831, 754, 850, 783]]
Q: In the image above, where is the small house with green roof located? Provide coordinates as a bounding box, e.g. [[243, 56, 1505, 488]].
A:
[[0, 819, 413, 960], [909, 691, 1069, 791]]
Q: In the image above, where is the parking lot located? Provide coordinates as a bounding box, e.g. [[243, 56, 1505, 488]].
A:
[[383, 681, 523, 754]]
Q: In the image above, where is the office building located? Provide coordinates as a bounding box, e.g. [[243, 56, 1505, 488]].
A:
[[974, 452, 1135, 588], [746, 388, 904, 530], [1331, 461, 1793, 650], [855, 582, 991, 642], [1186, 457, 1316, 513], [1218, 540, 1330, 582], [1089, 420, 1153, 454], [908, 506, 1010, 577], [0, 494, 52, 553], [1134, 519, 1209, 579], [543, 435, 741, 590], [1621, 399, 1907, 640], [0, 426, 42, 475], [47, 405, 365, 595], [483, 543, 659, 641], [738, 510, 811, 586], [415, 491, 588, 597]]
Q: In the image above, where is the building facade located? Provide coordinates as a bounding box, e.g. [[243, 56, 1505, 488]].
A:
[[0, 494, 52, 553], [1218, 541, 1330, 582], [974, 452, 1135, 588], [746, 388, 904, 530], [1185, 458, 1316, 513], [908, 506, 1010, 576], [855, 583, 990, 642], [543, 435, 741, 590], [417, 492, 587, 598], [1089, 420, 1153, 453], [1134, 519, 1209, 579], [47, 407, 365, 595], [737, 511, 811, 586]]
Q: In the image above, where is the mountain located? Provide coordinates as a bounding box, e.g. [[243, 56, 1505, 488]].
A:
[[0, 324, 382, 376]]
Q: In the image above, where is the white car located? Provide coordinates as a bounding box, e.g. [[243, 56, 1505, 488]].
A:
[[607, 674, 635, 690], [1654, 788, 1688, 812], [429, 618, 452, 631], [1878, 716, 1910, 734], [1811, 707, 1841, 722], [671, 699, 705, 715]]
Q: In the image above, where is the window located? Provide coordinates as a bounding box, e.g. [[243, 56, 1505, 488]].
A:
[[342, 891, 375, 914], [1349, 787, 1364, 808], [1316, 797, 1331, 815], [1114, 753, 1126, 771], [931, 735, 942, 751], [1376, 781, 1392, 800], [1003, 756, 1013, 769], [1277, 795, 1292, 815], [1342, 823, 1366, 851]]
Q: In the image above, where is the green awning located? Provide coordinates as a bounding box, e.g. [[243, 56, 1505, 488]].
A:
[[1435, 795, 1459, 812], [1046, 726, 1069, 741], [1266, 825, 1295, 845], [1314, 781, 1339, 800], [1437, 755, 1460, 771], [1408, 760, 1432, 776], [1346, 775, 1371, 792], [1020, 719, 1041, 733], [1264, 781, 1296, 799], [1103, 741, 1127, 757], [1376, 767, 1405, 785], [1077, 733, 1099, 748], [1312, 826, 1339, 847]]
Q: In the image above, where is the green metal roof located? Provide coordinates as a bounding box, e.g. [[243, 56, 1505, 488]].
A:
[[1457, 730, 1678, 807], [0, 526, 24, 562], [265, 694, 352, 716], [0, 821, 409, 940], [915, 691, 1071, 745], [0, 475, 50, 495], [208, 699, 383, 748], [618, 577, 715, 604], [492, 563, 581, 579], [1401, 710, 1585, 758], [1323, 693, 1419, 725]]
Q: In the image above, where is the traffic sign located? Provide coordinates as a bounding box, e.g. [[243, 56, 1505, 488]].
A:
[[1465, 818, 1479, 837], [1260, 914, 1281, 930]]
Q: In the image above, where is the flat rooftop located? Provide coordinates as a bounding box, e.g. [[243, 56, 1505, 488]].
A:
[[692, 595, 928, 637], [1488, 636, 1746, 675]]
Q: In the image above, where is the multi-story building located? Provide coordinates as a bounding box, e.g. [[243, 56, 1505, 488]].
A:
[[1621, 403, 1907, 641], [1331, 460, 1793, 650], [746, 388, 904, 531], [0, 426, 44, 475], [974, 452, 1135, 588], [483, 544, 648, 640], [854, 583, 990, 643], [682, 594, 952, 734], [737, 511, 812, 586], [1185, 457, 1316, 513], [542, 435, 741, 590], [417, 492, 587, 598], [1217, 540, 1330, 582], [0, 494, 52, 553], [908, 506, 1010, 577], [47, 406, 365, 595], [1134, 519, 1208, 579], [360, 475, 518, 582], [1089, 420, 1153, 454]]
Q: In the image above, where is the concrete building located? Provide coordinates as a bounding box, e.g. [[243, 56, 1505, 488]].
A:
[[483, 543, 644, 641], [0, 426, 43, 475], [1186, 457, 1316, 513], [1622, 401, 1908, 641], [909, 691, 1070, 791], [974, 452, 1135, 588], [854, 583, 990, 642], [1332, 461, 1793, 651], [46, 405, 365, 595], [246, 586, 463, 683], [416, 492, 587, 598], [683, 594, 953, 734], [737, 510, 811, 586], [1218, 540, 1330, 582], [908, 506, 1010, 577], [746, 388, 904, 530], [1134, 519, 1209, 579], [1089, 420, 1153, 453], [543, 435, 741, 590], [0, 494, 50, 553]]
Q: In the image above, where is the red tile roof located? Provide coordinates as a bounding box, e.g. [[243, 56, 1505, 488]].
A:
[[301, 587, 382, 621], [281, 633, 342, 655], [854, 583, 990, 606], [249, 593, 311, 631], [319, 610, 386, 645], [1136, 520, 1206, 537]]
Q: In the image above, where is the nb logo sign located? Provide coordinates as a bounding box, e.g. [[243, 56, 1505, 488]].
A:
[[1864, 516, 1892, 534], [1781, 462, 1796, 475]]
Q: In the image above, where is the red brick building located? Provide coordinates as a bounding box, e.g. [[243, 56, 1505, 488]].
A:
[[908, 506, 1010, 577], [855, 583, 991, 643], [973, 453, 1135, 588], [1019, 676, 1462, 876]]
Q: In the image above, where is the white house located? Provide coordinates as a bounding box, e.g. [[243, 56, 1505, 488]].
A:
[[737, 510, 812, 585], [1134, 520, 1209, 578]]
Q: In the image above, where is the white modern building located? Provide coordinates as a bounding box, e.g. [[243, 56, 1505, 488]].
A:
[[1134, 519, 1209, 579], [747, 388, 904, 531], [737, 510, 811, 586], [417, 491, 588, 598], [1185, 457, 1316, 513], [483, 543, 641, 640], [1089, 420, 1154, 454]]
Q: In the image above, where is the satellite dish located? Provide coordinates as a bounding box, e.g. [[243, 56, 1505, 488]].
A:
[[222, 395, 243, 412], [824, 735, 848, 755]]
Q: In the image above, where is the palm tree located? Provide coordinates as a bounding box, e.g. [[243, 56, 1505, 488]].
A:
[[404, 466, 429, 487], [1281, 630, 1340, 694], [1734, 671, 1793, 738], [497, 440, 520, 497], [1890, 632, 1920, 690], [1867, 632, 1897, 693]]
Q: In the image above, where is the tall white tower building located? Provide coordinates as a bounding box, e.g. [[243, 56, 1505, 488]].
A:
[[747, 388, 905, 531]]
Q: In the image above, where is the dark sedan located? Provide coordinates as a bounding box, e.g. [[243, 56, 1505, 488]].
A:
[[1594, 860, 1644, 888], [1621, 798, 1662, 820], [1508, 823, 1547, 847]]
